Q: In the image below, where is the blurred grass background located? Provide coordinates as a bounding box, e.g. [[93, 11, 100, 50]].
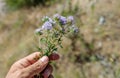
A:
[[0, 0, 120, 78]]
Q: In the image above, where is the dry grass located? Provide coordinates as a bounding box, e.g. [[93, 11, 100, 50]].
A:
[[0, 0, 120, 78]]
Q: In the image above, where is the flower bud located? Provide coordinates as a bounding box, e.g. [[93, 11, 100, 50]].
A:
[[42, 21, 53, 30]]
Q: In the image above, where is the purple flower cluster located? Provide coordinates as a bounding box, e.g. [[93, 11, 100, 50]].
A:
[[59, 16, 67, 25], [35, 17, 54, 34], [35, 14, 78, 34], [35, 14, 79, 78], [42, 16, 55, 25], [41, 16, 56, 30], [54, 14, 74, 25], [67, 16, 74, 24], [42, 21, 53, 30]]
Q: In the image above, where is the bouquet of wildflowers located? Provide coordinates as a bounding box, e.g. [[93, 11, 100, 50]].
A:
[[35, 14, 78, 77]]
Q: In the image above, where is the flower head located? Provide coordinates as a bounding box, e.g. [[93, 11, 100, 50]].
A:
[[59, 16, 67, 25], [42, 16, 55, 25], [53, 14, 60, 19], [42, 21, 53, 30], [67, 16, 74, 24]]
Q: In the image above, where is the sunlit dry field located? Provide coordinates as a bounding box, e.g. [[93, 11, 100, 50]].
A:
[[0, 0, 120, 78]]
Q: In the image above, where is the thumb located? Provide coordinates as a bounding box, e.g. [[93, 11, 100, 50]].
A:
[[24, 56, 49, 77]]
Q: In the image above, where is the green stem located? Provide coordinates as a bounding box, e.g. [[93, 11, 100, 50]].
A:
[[80, 65, 87, 78]]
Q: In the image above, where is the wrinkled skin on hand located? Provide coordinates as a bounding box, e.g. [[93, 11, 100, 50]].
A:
[[6, 52, 59, 78]]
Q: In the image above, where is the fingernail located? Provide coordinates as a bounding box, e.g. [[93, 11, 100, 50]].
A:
[[40, 56, 49, 63]]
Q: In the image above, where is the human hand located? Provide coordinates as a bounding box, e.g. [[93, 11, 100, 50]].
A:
[[6, 52, 59, 78]]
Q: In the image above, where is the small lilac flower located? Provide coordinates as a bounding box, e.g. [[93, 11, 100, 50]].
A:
[[42, 21, 53, 30], [42, 16, 55, 25], [53, 14, 60, 19], [67, 16, 74, 24], [59, 16, 67, 25]]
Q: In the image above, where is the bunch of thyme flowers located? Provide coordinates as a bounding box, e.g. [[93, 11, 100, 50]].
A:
[[35, 14, 78, 56], [35, 14, 79, 56], [34, 14, 79, 78]]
